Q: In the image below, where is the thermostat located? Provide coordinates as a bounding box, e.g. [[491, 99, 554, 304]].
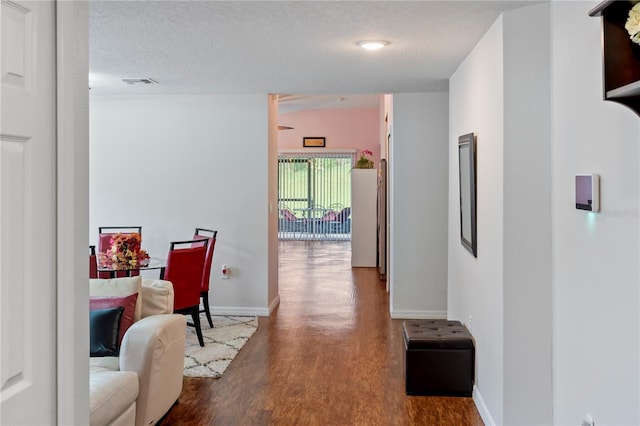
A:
[[575, 174, 600, 212]]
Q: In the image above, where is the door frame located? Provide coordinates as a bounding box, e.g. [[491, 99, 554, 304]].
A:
[[56, 2, 90, 424]]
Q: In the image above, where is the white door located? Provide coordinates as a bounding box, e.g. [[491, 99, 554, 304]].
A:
[[1, 1, 57, 424]]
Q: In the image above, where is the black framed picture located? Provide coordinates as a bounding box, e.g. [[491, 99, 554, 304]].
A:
[[303, 137, 325, 148], [458, 132, 477, 257]]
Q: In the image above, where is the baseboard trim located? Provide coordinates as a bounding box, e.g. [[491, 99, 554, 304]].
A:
[[473, 385, 495, 426], [210, 306, 269, 317], [269, 295, 280, 314], [389, 309, 447, 319]]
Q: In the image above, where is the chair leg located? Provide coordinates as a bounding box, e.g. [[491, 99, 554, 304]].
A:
[[191, 307, 204, 347], [201, 291, 213, 328]]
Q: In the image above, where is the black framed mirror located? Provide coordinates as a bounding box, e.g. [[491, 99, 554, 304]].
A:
[[458, 132, 477, 257]]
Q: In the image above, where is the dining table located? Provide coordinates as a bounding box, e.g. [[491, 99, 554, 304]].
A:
[[97, 257, 166, 279]]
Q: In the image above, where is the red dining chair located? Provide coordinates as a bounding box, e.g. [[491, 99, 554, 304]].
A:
[[89, 245, 98, 279], [163, 238, 208, 347], [192, 228, 217, 328], [98, 226, 142, 278]]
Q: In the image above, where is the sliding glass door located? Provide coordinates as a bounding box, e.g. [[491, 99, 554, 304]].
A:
[[278, 152, 355, 240]]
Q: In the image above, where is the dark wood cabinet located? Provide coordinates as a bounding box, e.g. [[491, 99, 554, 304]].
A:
[[590, 0, 640, 116]]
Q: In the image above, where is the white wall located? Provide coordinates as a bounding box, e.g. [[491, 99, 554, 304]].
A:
[[449, 2, 640, 424], [57, 2, 90, 423], [390, 92, 449, 318], [448, 16, 505, 425], [551, 1, 640, 424], [90, 94, 271, 315], [503, 4, 553, 424]]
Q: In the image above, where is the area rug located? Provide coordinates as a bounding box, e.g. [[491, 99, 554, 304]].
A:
[[183, 315, 258, 378]]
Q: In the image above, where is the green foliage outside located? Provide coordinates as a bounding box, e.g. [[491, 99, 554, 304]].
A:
[[278, 157, 352, 218]]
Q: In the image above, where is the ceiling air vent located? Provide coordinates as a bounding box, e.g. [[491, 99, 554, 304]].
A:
[[122, 78, 158, 85]]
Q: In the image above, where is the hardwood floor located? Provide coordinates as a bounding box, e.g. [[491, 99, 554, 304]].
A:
[[159, 241, 484, 425]]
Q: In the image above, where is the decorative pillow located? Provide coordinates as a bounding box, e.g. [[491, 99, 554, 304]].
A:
[[90, 292, 138, 346], [89, 276, 142, 321], [140, 279, 175, 318], [90, 307, 124, 357]]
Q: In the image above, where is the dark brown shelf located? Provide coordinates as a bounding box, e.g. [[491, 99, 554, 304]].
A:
[[607, 80, 640, 98], [589, 0, 616, 17], [590, 0, 640, 117]]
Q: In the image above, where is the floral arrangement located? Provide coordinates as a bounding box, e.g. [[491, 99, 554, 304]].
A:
[[355, 149, 374, 169], [98, 232, 150, 270], [626, 2, 640, 46]]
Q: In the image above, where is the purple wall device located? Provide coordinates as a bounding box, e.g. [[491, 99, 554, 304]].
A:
[[575, 174, 600, 212]]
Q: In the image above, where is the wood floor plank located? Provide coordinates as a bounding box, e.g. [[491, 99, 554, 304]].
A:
[[159, 241, 484, 425]]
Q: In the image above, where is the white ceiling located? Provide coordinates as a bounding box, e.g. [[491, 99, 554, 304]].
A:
[[89, 0, 541, 110]]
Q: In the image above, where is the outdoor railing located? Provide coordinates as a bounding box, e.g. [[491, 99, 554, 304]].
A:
[[278, 206, 351, 241]]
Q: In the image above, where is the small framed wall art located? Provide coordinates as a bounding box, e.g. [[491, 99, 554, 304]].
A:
[[303, 137, 325, 148]]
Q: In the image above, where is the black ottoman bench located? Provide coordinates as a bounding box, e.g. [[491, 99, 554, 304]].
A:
[[403, 319, 475, 396]]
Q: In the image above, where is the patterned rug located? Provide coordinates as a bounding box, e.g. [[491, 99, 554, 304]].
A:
[[183, 315, 258, 378]]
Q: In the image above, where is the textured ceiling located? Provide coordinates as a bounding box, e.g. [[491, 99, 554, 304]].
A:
[[89, 0, 541, 109]]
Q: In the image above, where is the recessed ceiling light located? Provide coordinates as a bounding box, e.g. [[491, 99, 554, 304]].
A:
[[357, 40, 390, 51]]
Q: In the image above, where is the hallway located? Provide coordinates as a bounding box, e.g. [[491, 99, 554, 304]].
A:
[[160, 241, 483, 425]]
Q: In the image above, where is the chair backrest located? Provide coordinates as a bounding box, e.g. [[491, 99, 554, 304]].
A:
[[193, 228, 217, 292], [97, 227, 143, 278], [194, 228, 217, 239], [321, 210, 338, 222], [163, 239, 208, 311], [97, 226, 142, 252], [280, 208, 298, 222], [337, 207, 351, 222], [89, 245, 98, 279]]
